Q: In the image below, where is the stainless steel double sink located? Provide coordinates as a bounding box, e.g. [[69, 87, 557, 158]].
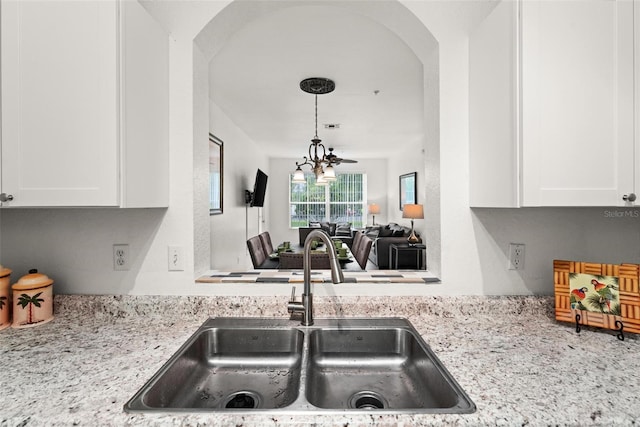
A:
[[124, 317, 475, 414]]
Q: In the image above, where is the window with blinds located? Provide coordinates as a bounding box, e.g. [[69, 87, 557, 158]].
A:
[[289, 173, 366, 228]]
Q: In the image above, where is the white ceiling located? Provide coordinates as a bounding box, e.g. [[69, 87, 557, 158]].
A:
[[208, 5, 425, 160], [140, 0, 500, 160]]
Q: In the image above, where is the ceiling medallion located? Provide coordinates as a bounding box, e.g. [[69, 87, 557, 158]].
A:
[[299, 77, 335, 95]]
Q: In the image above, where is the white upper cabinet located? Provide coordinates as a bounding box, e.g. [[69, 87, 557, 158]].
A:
[[470, 0, 638, 207], [0, 0, 168, 207]]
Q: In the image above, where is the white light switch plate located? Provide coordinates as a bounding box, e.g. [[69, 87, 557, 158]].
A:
[[168, 246, 185, 271]]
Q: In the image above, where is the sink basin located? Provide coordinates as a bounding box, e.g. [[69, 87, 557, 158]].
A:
[[306, 328, 468, 411], [124, 318, 475, 414], [126, 326, 303, 411]]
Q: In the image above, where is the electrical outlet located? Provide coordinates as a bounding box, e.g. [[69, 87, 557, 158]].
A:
[[508, 243, 525, 270], [113, 244, 130, 271], [168, 246, 185, 271]]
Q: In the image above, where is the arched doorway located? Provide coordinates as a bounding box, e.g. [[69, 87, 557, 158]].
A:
[[193, 0, 441, 282]]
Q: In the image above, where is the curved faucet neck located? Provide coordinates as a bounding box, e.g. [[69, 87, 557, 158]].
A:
[[303, 230, 344, 292], [298, 229, 344, 326]]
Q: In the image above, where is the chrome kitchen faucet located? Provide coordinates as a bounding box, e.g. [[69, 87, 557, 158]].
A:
[[287, 229, 344, 326]]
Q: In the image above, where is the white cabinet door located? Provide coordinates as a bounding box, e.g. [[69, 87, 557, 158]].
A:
[[520, 0, 635, 206], [470, 0, 636, 207], [0, 0, 168, 208], [469, 0, 519, 208], [1, 1, 119, 206], [119, 0, 169, 208]]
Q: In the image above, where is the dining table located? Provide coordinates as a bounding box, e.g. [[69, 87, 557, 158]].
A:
[[267, 240, 355, 269]]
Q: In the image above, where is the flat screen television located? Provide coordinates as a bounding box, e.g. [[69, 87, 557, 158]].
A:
[[250, 169, 268, 207]]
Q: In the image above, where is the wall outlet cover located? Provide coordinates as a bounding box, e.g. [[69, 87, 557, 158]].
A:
[[113, 244, 130, 271], [508, 243, 525, 270]]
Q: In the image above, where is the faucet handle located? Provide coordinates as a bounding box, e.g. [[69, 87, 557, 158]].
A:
[[287, 286, 304, 316]]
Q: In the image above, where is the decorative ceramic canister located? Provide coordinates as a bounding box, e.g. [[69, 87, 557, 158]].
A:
[[0, 264, 12, 330], [12, 269, 54, 329]]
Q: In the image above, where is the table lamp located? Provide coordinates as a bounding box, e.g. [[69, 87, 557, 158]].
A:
[[368, 203, 380, 225], [402, 204, 423, 245]]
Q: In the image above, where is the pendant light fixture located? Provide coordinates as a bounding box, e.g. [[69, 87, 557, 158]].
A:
[[293, 77, 338, 183]]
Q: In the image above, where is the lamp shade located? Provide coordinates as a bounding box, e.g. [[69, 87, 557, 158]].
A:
[[323, 164, 337, 181], [402, 204, 424, 219], [315, 173, 328, 186], [368, 203, 381, 215], [292, 167, 306, 183]]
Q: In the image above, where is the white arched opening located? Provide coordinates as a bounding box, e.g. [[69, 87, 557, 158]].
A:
[[192, 0, 441, 285]]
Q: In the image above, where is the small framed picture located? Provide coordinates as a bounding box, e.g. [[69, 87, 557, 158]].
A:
[[399, 172, 417, 210], [209, 134, 223, 215]]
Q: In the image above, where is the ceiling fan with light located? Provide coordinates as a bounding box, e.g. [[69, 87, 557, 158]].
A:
[[326, 147, 357, 165], [292, 77, 357, 185]]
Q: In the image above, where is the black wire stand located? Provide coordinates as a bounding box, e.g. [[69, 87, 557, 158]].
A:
[[575, 312, 625, 341]]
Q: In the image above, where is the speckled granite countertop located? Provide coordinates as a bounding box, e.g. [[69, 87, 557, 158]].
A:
[[1, 295, 639, 426]]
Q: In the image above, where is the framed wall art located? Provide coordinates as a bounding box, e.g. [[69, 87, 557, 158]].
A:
[[399, 172, 417, 210], [554, 259, 640, 338], [209, 133, 223, 215]]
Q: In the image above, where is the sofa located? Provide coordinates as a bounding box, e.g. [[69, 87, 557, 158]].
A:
[[298, 221, 354, 247], [367, 223, 422, 269]]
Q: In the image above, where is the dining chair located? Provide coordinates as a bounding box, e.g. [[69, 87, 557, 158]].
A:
[[351, 231, 363, 253], [278, 252, 331, 269], [258, 231, 274, 255], [351, 234, 373, 270], [246, 235, 267, 268]]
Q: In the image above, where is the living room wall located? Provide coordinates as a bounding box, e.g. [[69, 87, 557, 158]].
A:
[[386, 137, 439, 273], [387, 138, 426, 227], [267, 157, 388, 247], [209, 100, 271, 270]]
